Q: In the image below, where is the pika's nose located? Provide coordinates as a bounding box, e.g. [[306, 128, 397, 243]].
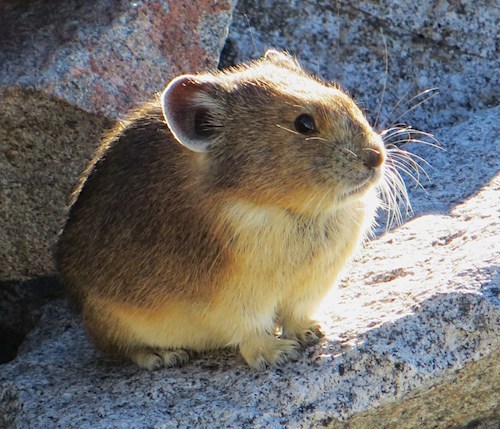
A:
[[362, 147, 385, 169]]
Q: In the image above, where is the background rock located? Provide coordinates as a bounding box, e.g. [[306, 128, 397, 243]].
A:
[[0, 0, 236, 118], [221, 0, 498, 131], [0, 108, 498, 428]]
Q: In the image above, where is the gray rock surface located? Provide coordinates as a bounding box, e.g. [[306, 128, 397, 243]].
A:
[[0, 0, 236, 118], [222, 0, 498, 131], [1, 107, 498, 428], [0, 0, 236, 281]]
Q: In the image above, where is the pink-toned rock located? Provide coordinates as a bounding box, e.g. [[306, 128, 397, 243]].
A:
[[0, 0, 235, 118]]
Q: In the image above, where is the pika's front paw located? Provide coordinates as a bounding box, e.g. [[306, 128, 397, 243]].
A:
[[239, 336, 301, 369], [130, 349, 190, 370], [282, 320, 326, 347], [300, 323, 326, 346]]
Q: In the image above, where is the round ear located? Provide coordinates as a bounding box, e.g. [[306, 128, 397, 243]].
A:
[[264, 49, 301, 70], [160, 74, 221, 153]]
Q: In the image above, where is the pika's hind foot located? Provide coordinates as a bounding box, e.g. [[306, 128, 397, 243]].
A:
[[130, 349, 190, 370], [239, 335, 301, 370]]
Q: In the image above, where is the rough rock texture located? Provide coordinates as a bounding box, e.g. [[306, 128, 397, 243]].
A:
[[0, 91, 112, 281], [1, 107, 498, 428], [221, 0, 498, 131], [0, 0, 235, 118], [0, 0, 236, 282]]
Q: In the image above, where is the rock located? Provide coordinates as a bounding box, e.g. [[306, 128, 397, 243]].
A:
[[0, 91, 112, 281], [0, 276, 61, 364], [0, 0, 236, 282], [0, 0, 235, 118], [221, 0, 498, 131], [1, 107, 498, 428]]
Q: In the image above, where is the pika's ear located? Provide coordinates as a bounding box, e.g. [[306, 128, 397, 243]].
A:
[[161, 74, 221, 153], [264, 49, 301, 70]]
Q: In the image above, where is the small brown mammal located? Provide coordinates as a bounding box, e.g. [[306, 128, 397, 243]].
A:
[[57, 50, 388, 370]]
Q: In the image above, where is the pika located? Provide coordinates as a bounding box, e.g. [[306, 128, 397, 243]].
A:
[[57, 50, 387, 370]]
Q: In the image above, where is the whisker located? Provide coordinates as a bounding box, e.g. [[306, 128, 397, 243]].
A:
[[389, 156, 420, 178], [374, 29, 389, 129], [380, 178, 402, 230], [381, 124, 437, 209], [340, 147, 358, 158], [305, 136, 329, 142], [402, 87, 439, 108], [386, 137, 442, 150], [390, 89, 440, 125], [306, 137, 359, 159], [383, 128, 442, 148], [388, 159, 426, 192], [378, 155, 416, 230], [389, 152, 430, 182], [394, 150, 432, 171], [276, 124, 300, 135], [381, 84, 414, 128], [244, 14, 258, 56], [382, 87, 439, 128], [391, 169, 412, 212], [388, 146, 427, 167], [389, 148, 431, 172]]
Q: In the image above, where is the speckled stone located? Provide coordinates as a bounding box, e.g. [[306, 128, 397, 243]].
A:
[[0, 90, 112, 281], [0, 107, 498, 428], [0, 0, 236, 118], [222, 0, 498, 131]]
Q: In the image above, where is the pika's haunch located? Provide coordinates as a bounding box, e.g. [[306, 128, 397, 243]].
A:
[[57, 50, 389, 370]]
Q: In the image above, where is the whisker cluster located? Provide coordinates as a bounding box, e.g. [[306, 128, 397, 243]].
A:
[[379, 124, 441, 231]]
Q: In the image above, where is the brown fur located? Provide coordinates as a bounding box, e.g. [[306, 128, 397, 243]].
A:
[[57, 51, 386, 369]]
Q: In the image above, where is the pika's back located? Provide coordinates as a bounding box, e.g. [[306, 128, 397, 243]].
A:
[[57, 102, 226, 307]]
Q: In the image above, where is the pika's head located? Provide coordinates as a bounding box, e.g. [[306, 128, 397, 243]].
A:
[[161, 50, 386, 214]]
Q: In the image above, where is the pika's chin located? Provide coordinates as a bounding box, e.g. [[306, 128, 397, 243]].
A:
[[340, 169, 383, 202]]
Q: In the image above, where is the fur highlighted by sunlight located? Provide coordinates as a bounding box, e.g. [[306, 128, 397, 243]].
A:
[[57, 50, 426, 370]]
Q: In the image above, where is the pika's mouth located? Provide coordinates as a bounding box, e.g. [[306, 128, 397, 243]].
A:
[[339, 168, 382, 200], [340, 181, 373, 199]]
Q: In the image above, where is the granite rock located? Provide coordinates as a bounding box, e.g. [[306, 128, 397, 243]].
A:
[[0, 91, 112, 281], [221, 0, 499, 131], [0, 107, 498, 428], [0, 0, 235, 118]]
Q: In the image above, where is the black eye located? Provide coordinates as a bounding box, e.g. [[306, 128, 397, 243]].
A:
[[294, 114, 316, 135]]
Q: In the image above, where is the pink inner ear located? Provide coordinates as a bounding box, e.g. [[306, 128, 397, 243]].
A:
[[162, 75, 198, 132], [161, 75, 214, 153]]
